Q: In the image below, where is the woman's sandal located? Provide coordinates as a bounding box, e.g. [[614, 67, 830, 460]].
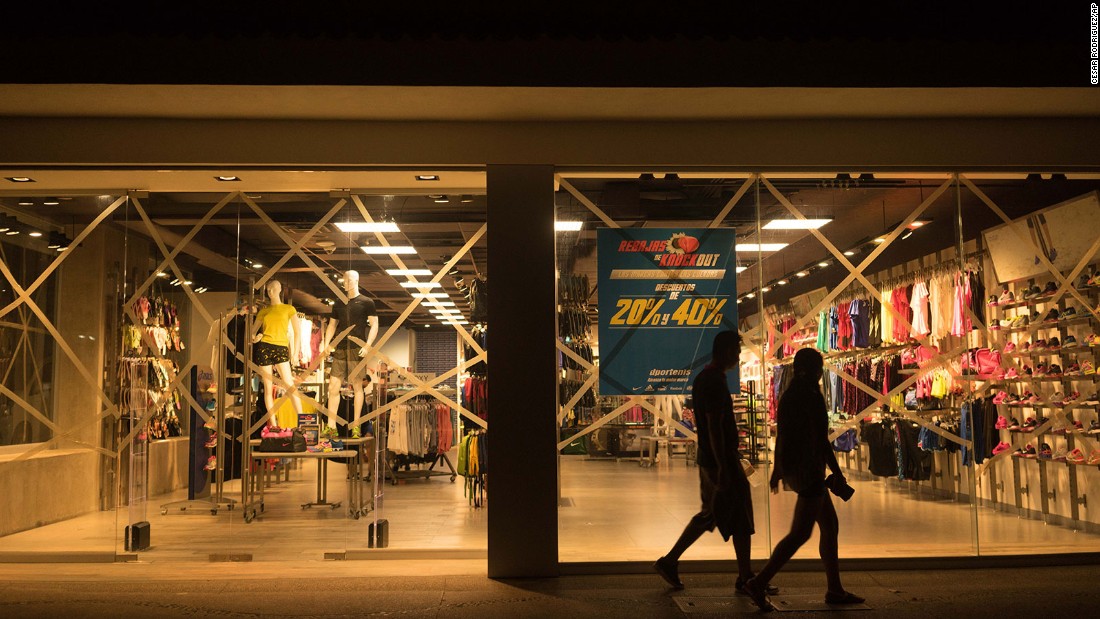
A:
[[824, 590, 865, 605], [743, 578, 775, 612]]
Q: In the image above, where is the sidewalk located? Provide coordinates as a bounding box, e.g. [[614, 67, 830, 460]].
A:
[[0, 561, 1098, 617]]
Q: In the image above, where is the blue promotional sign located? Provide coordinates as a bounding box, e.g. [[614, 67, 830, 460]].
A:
[[597, 228, 739, 395]]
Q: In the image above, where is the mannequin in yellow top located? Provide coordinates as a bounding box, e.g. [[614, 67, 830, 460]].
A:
[[253, 280, 303, 426]]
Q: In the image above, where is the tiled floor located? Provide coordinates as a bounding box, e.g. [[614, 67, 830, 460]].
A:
[[2, 451, 1099, 563]]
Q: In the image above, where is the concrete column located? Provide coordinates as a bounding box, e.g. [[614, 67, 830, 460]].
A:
[[486, 165, 559, 578]]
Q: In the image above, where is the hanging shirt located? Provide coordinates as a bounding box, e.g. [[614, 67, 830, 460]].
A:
[[909, 281, 931, 337], [929, 274, 953, 343], [880, 289, 894, 345], [951, 272, 971, 336]]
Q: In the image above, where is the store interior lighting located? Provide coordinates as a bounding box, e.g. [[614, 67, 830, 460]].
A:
[[399, 281, 442, 288], [214, 176, 241, 182], [42, 199, 60, 205], [334, 222, 400, 233], [735, 266, 748, 273], [415, 175, 440, 181], [5, 176, 34, 183], [736, 243, 789, 252], [411, 292, 449, 299], [762, 218, 833, 230], [555, 221, 584, 231], [361, 245, 417, 254]]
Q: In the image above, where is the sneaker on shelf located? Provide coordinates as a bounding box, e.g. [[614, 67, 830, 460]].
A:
[[1065, 363, 1082, 376], [1049, 364, 1064, 376], [1033, 363, 1049, 377], [204, 436, 218, 449], [1039, 443, 1053, 459], [1032, 340, 1047, 351], [351, 426, 362, 439], [1085, 334, 1099, 346], [1023, 285, 1040, 300], [1022, 416, 1039, 431], [1043, 308, 1061, 322], [987, 295, 999, 307], [1072, 420, 1086, 433], [1084, 392, 1100, 405], [1064, 391, 1081, 404], [204, 456, 217, 471], [1008, 417, 1022, 430], [999, 289, 1015, 304], [1053, 448, 1069, 462], [1042, 281, 1058, 296], [1081, 360, 1096, 375], [1063, 335, 1078, 348], [995, 413, 1009, 427], [1021, 444, 1038, 459], [1005, 367, 1020, 380], [1022, 365, 1034, 376], [1003, 341, 1017, 354], [1090, 420, 1100, 435], [993, 392, 1009, 405], [1050, 391, 1066, 406], [992, 441, 1013, 455], [1048, 337, 1061, 350], [1088, 450, 1100, 466], [993, 366, 1007, 380], [1062, 306, 1078, 319], [1020, 341, 1032, 352], [1005, 393, 1021, 405], [1067, 448, 1087, 465], [1009, 315, 1027, 329]]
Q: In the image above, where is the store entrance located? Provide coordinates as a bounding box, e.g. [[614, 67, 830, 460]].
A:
[[0, 171, 489, 563]]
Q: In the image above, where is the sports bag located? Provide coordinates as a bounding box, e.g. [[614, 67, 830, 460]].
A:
[[259, 428, 307, 452]]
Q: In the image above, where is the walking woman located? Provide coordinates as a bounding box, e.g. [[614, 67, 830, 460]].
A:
[[744, 348, 863, 611]]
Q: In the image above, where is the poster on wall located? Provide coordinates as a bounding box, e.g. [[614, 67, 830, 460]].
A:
[[983, 191, 1100, 284], [597, 228, 739, 396]]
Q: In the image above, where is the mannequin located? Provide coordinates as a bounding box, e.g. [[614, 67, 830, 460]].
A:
[[323, 270, 379, 435], [253, 280, 303, 427]]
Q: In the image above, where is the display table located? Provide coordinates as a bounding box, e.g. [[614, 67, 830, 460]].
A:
[[638, 436, 697, 468], [243, 437, 374, 522]]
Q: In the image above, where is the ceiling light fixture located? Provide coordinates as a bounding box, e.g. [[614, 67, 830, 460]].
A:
[[555, 221, 583, 232], [253, 263, 264, 269], [5, 177, 34, 183], [736, 243, 789, 252], [735, 266, 748, 273], [777, 279, 788, 285], [761, 286, 771, 292], [411, 292, 449, 299], [42, 199, 60, 206], [746, 293, 755, 299], [902, 230, 915, 240], [433, 196, 450, 203], [156, 271, 168, 277], [818, 261, 830, 268], [400, 282, 442, 288], [843, 250, 856, 256], [17, 201, 33, 206], [460, 195, 474, 203], [762, 218, 833, 230], [28, 231, 43, 237], [386, 269, 432, 276], [334, 222, 400, 233], [361, 245, 417, 254], [214, 176, 241, 182], [415, 175, 440, 181], [796, 271, 808, 278]]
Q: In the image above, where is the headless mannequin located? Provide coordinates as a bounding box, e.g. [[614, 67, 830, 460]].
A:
[[324, 270, 379, 431], [253, 280, 303, 426]]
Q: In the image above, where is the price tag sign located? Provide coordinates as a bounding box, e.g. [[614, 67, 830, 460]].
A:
[[597, 228, 739, 395]]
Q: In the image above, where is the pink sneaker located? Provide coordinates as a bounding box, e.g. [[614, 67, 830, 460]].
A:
[[995, 415, 1009, 428], [992, 441, 1012, 455], [1004, 367, 1020, 380], [993, 392, 1009, 405], [1003, 341, 1016, 354]]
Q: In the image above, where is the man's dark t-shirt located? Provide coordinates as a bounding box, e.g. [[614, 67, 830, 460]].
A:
[[332, 294, 376, 350], [693, 365, 740, 471]]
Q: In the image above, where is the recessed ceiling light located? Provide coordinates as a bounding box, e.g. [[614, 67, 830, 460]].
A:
[[5, 230, 19, 236], [411, 292, 449, 298], [42, 199, 60, 206], [736, 298, 742, 304], [796, 271, 808, 278], [28, 231, 43, 237], [460, 195, 474, 203], [777, 279, 788, 285], [735, 266, 748, 273], [818, 261, 830, 267], [761, 286, 771, 292], [873, 237, 886, 243], [746, 293, 755, 299], [433, 196, 450, 203], [907, 219, 932, 229], [415, 175, 440, 181], [555, 221, 583, 232], [361, 245, 417, 254], [253, 263, 264, 269], [400, 282, 442, 288], [5, 177, 34, 183], [386, 269, 432, 276], [156, 271, 168, 277], [736, 243, 789, 252], [843, 250, 856, 256], [17, 201, 33, 206], [335, 222, 400, 233], [440, 319, 470, 325], [184, 280, 193, 285], [762, 218, 832, 230], [215, 176, 241, 182]]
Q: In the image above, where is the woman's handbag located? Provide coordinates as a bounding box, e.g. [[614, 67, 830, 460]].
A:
[[825, 473, 855, 501]]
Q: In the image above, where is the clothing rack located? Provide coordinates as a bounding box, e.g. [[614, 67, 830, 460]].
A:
[[385, 396, 458, 484]]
